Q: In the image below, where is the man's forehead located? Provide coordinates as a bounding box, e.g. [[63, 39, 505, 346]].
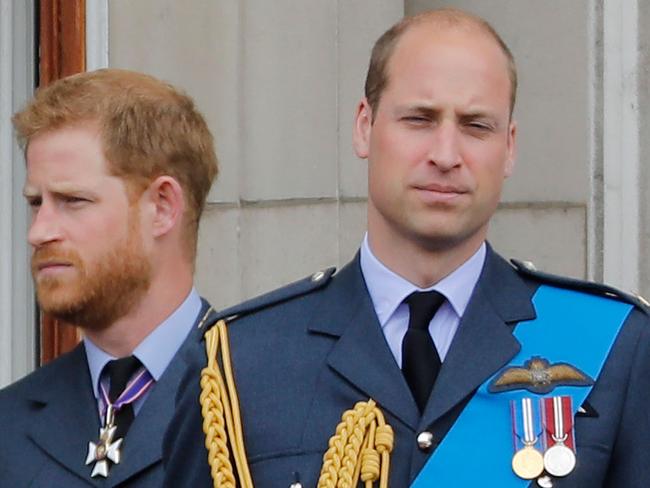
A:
[[382, 22, 512, 108], [23, 126, 121, 197], [25, 125, 108, 168], [392, 21, 507, 66], [25, 122, 103, 155]]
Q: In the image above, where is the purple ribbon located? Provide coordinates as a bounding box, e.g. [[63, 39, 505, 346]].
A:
[[99, 366, 155, 422]]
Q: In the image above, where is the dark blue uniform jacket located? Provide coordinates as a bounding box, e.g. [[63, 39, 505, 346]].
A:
[[163, 248, 650, 487], [0, 302, 210, 487]]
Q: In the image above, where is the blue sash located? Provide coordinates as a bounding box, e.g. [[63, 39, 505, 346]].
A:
[[411, 285, 632, 487]]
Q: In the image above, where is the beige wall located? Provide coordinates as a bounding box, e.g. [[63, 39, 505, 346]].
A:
[[109, 0, 640, 308], [0, 0, 37, 387], [110, 1, 403, 308]]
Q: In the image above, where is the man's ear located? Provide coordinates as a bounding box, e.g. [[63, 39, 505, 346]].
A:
[[146, 176, 185, 238], [504, 120, 517, 178], [352, 98, 373, 159]]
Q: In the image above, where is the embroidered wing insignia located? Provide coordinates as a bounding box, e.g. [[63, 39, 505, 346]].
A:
[[488, 356, 594, 394]]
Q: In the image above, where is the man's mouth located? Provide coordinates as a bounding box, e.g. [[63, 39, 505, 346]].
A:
[[33, 259, 75, 277], [412, 183, 469, 202], [415, 182, 467, 193], [36, 261, 72, 270]]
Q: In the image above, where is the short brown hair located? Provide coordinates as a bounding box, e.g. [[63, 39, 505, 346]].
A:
[[13, 68, 218, 261], [365, 8, 518, 118]]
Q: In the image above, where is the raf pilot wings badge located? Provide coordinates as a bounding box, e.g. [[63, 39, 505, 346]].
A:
[[488, 356, 594, 394]]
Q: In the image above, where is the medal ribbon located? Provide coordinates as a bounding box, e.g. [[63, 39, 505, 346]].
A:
[[543, 396, 575, 450], [511, 398, 543, 452], [411, 285, 632, 488], [99, 366, 155, 423]]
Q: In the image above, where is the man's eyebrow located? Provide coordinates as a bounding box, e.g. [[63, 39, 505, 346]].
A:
[[48, 183, 88, 194], [23, 183, 92, 198], [399, 105, 499, 118], [22, 186, 39, 198], [460, 110, 492, 118], [401, 103, 440, 113]]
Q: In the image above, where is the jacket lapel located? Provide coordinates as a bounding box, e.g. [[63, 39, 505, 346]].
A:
[[309, 257, 421, 431], [420, 247, 537, 429], [27, 345, 102, 486]]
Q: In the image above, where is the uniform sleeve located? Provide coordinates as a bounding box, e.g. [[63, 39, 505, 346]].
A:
[[605, 310, 650, 486]]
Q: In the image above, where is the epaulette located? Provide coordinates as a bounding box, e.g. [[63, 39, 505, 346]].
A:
[[511, 259, 650, 314], [200, 267, 337, 333]]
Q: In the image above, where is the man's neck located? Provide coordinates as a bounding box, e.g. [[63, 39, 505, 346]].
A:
[[83, 273, 193, 357], [367, 227, 487, 288]]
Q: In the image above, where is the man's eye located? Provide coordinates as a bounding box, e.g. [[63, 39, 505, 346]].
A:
[[63, 196, 89, 205], [466, 122, 493, 131], [27, 198, 42, 208], [403, 116, 430, 124]]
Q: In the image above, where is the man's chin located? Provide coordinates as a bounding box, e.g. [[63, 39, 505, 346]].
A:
[[37, 289, 93, 326], [37, 284, 147, 331], [39, 302, 87, 326], [40, 305, 117, 331], [408, 225, 487, 254]]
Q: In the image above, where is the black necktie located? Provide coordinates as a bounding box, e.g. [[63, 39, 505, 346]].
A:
[[402, 291, 446, 412], [104, 355, 142, 440]]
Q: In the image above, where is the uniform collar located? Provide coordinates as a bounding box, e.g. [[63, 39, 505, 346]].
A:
[[84, 287, 202, 400], [359, 234, 486, 327]]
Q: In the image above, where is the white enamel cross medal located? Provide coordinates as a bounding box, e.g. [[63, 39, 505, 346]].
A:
[[85, 405, 123, 478]]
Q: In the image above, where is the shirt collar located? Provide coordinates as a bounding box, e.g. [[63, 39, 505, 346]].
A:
[[84, 287, 202, 399], [360, 234, 486, 327]]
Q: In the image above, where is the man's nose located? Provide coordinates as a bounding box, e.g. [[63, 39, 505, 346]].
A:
[[28, 201, 62, 247], [427, 122, 462, 171]]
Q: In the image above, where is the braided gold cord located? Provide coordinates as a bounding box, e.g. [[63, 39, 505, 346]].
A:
[[217, 321, 254, 486], [317, 399, 394, 488], [200, 321, 253, 488], [201, 324, 236, 488], [200, 320, 394, 487]]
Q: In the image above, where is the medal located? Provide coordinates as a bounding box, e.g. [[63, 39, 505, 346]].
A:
[[512, 445, 545, 479], [511, 398, 545, 479], [86, 405, 123, 477], [544, 445, 575, 478], [542, 396, 576, 477], [85, 366, 155, 478]]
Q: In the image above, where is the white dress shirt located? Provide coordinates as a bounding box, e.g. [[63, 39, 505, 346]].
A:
[[359, 234, 486, 367]]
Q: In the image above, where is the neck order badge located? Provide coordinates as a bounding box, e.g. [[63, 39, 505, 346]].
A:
[[410, 285, 632, 487], [85, 366, 155, 478]]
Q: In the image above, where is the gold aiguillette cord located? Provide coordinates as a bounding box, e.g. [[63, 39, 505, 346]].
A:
[[200, 321, 394, 487]]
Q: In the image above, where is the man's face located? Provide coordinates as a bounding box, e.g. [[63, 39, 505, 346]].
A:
[[24, 125, 152, 330], [354, 25, 516, 254]]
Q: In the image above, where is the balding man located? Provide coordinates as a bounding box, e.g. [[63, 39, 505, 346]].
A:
[[163, 9, 650, 487]]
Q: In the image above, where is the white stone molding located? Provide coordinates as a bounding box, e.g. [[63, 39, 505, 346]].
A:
[[0, 0, 36, 386], [86, 0, 109, 70], [602, 0, 640, 291]]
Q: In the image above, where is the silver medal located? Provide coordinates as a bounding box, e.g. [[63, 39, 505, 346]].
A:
[[543, 443, 576, 477], [543, 397, 576, 477]]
